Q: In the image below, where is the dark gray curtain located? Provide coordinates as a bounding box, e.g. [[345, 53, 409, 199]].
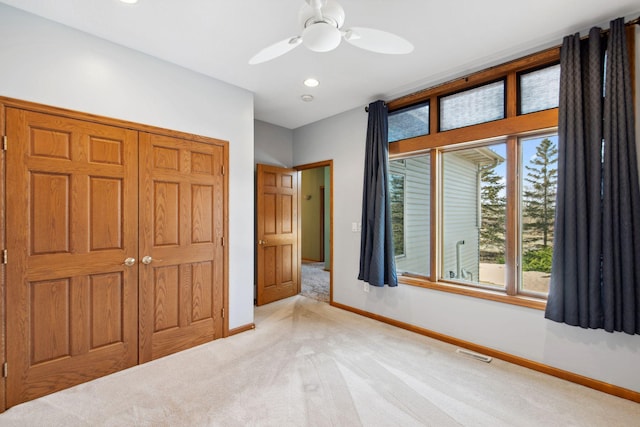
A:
[[601, 18, 640, 333], [546, 18, 640, 334], [358, 100, 398, 287]]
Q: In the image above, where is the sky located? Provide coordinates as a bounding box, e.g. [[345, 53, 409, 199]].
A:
[[488, 133, 558, 185]]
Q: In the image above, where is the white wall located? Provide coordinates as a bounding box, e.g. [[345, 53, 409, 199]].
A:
[[294, 107, 366, 302], [0, 4, 255, 329], [254, 120, 293, 168], [293, 99, 640, 393]]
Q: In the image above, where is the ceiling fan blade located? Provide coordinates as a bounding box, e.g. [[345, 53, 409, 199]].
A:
[[343, 27, 414, 54], [249, 36, 302, 65]]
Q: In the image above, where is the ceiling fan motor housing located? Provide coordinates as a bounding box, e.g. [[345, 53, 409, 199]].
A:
[[299, 0, 345, 29]]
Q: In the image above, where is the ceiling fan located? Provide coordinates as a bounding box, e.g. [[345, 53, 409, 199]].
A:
[[249, 0, 414, 65]]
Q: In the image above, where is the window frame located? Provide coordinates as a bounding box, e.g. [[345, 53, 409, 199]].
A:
[[388, 101, 430, 143], [516, 62, 561, 115], [389, 154, 432, 277], [388, 47, 562, 311], [439, 140, 509, 291], [517, 131, 559, 298]]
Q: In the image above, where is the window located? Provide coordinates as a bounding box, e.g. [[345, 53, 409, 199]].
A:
[[520, 134, 558, 294], [390, 155, 430, 276], [388, 102, 429, 142], [392, 135, 558, 302], [443, 143, 506, 288], [386, 47, 563, 308], [519, 64, 561, 114], [439, 81, 505, 131]]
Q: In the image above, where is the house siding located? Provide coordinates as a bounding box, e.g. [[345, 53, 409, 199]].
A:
[[390, 156, 430, 276], [442, 153, 480, 281]]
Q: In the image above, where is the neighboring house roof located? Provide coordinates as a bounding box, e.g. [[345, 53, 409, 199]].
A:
[[454, 146, 505, 167]]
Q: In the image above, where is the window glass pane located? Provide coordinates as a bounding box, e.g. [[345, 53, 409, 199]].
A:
[[388, 102, 430, 142], [389, 155, 430, 276], [520, 64, 560, 114], [520, 135, 558, 294], [389, 172, 405, 256], [440, 81, 504, 131], [442, 143, 506, 288]]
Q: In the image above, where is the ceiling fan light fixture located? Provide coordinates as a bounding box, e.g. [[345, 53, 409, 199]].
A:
[[302, 22, 341, 52]]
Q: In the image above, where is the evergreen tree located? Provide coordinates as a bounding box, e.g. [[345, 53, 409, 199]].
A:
[[479, 163, 506, 261], [389, 173, 405, 255], [523, 138, 558, 248]]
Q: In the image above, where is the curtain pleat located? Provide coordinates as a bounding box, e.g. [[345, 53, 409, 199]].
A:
[[582, 28, 607, 329], [546, 18, 640, 334], [358, 100, 398, 287]]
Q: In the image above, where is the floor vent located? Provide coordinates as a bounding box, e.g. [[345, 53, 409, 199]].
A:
[[456, 348, 492, 363]]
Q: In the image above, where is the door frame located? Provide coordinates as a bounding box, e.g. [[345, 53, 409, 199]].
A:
[[296, 160, 333, 303], [0, 101, 6, 413], [319, 185, 325, 262]]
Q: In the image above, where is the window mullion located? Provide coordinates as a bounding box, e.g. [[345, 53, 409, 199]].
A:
[[430, 97, 440, 282], [430, 149, 441, 282], [506, 72, 518, 118], [505, 136, 519, 295]]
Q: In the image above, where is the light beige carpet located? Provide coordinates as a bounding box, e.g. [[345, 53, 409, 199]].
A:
[[1, 295, 638, 426], [301, 262, 330, 302]]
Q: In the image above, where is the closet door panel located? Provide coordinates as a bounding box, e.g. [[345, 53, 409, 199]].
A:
[[5, 108, 138, 407], [139, 133, 225, 362]]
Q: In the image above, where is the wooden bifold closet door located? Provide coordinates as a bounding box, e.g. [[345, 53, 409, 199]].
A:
[[138, 133, 225, 362], [5, 108, 139, 406], [4, 105, 227, 408]]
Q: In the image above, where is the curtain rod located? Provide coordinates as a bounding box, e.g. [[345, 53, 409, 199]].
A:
[[364, 101, 386, 113], [599, 15, 640, 34], [365, 15, 640, 113]]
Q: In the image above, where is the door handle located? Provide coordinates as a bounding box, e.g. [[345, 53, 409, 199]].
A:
[[258, 240, 268, 245], [141, 255, 153, 265], [123, 257, 136, 267]]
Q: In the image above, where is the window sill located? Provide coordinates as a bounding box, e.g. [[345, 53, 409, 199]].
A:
[[399, 275, 547, 310]]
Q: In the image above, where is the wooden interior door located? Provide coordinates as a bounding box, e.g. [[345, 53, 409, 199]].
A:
[[256, 164, 300, 305], [5, 108, 139, 406], [138, 133, 225, 362]]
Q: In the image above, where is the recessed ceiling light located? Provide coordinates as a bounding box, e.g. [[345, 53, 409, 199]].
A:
[[120, 0, 138, 4], [303, 78, 319, 88], [301, 94, 314, 102]]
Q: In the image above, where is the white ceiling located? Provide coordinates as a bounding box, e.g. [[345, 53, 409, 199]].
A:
[[2, 0, 639, 129]]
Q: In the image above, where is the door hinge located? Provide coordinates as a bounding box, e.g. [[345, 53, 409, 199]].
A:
[[221, 165, 225, 176], [221, 237, 225, 246], [221, 307, 225, 319], [2, 249, 7, 265], [2, 136, 6, 151], [3, 362, 7, 378]]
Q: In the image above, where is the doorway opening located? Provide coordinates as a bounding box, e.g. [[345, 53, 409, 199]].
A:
[[297, 161, 333, 303]]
